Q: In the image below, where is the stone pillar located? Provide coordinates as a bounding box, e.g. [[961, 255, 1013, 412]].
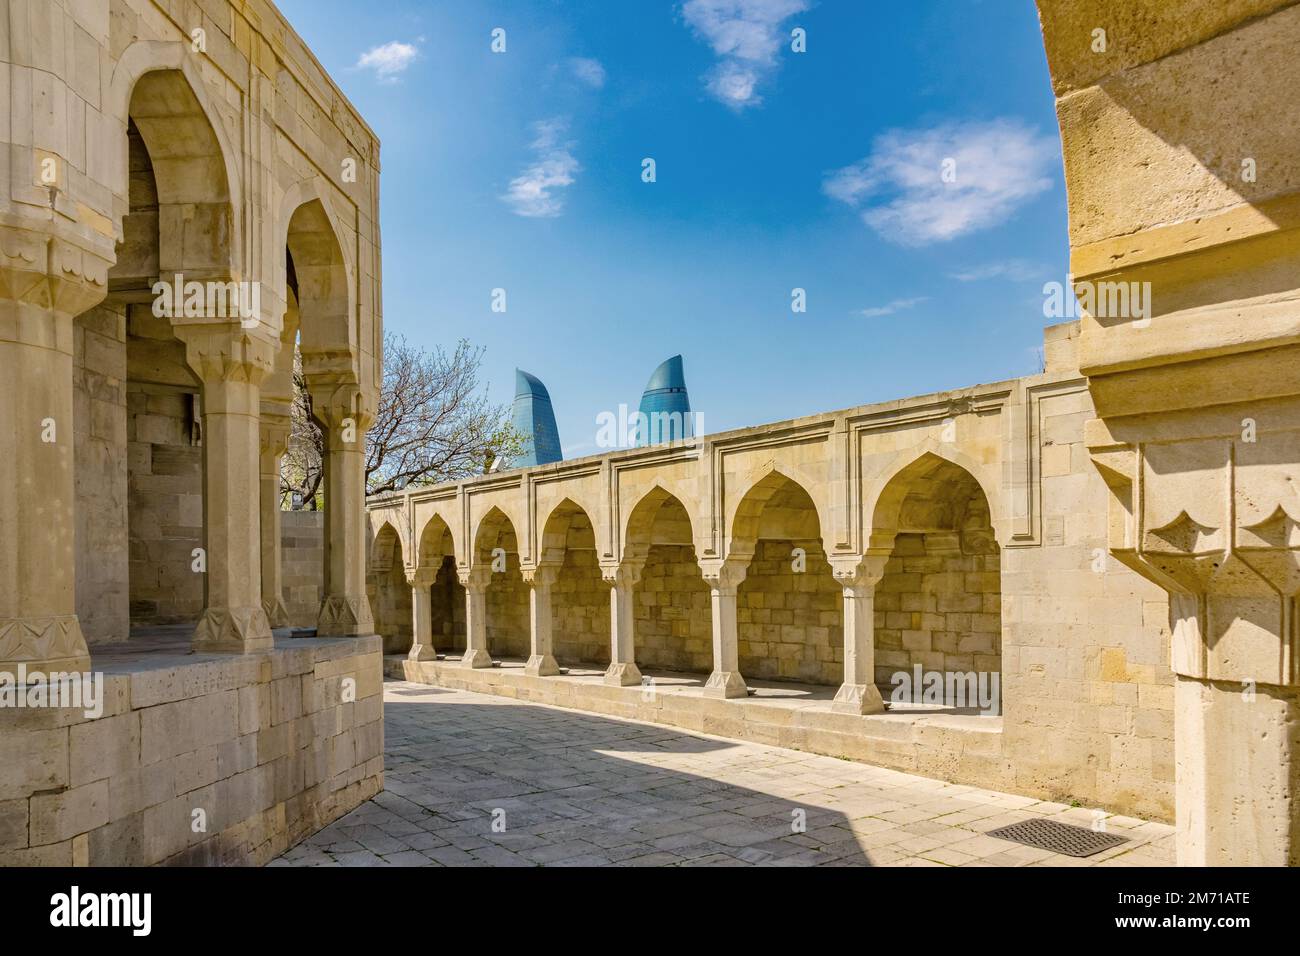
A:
[[830, 554, 888, 715], [1090, 438, 1300, 865], [407, 568, 435, 661], [458, 566, 493, 668], [0, 231, 109, 679], [178, 326, 278, 652], [700, 560, 748, 699], [603, 563, 644, 686], [258, 414, 290, 628], [522, 564, 560, 676], [307, 381, 375, 636]]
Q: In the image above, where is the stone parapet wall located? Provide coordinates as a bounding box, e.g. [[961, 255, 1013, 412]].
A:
[[0, 635, 383, 866]]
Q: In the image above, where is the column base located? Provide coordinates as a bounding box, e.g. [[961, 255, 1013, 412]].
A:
[[193, 606, 273, 653], [408, 642, 437, 662], [831, 682, 886, 715], [605, 662, 642, 686], [262, 596, 290, 629], [703, 670, 748, 699], [461, 647, 493, 668], [524, 653, 560, 676], [0, 616, 91, 680], [316, 594, 375, 637]]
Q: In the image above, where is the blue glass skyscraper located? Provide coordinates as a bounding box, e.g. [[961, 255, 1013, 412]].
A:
[[510, 369, 562, 466], [636, 355, 692, 446]]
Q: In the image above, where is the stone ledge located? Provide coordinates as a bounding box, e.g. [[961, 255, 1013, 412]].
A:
[[383, 655, 1008, 796], [0, 634, 384, 866]]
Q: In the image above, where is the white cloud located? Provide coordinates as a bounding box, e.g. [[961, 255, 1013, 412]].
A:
[[355, 41, 420, 82], [949, 259, 1046, 282], [682, 0, 809, 110], [569, 57, 606, 89], [855, 296, 928, 319], [823, 119, 1058, 245], [502, 119, 580, 218]]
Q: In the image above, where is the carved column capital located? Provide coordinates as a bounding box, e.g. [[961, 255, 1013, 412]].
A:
[[305, 378, 375, 434], [1090, 430, 1300, 687], [0, 225, 111, 330], [698, 558, 747, 592], [177, 325, 277, 390], [522, 563, 561, 589], [830, 552, 890, 590]]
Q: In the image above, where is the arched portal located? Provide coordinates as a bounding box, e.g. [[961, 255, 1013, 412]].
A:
[[729, 472, 841, 685], [622, 487, 711, 674], [367, 522, 411, 654], [871, 453, 1002, 710], [540, 499, 609, 667], [471, 507, 529, 659], [417, 514, 465, 656]]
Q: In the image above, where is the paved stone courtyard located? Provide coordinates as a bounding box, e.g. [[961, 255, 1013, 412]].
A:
[[272, 680, 1174, 867]]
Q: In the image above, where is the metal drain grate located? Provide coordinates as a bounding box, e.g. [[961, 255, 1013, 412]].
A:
[[986, 818, 1129, 858]]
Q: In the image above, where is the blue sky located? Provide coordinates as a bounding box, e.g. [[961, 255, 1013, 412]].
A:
[[277, 0, 1068, 458]]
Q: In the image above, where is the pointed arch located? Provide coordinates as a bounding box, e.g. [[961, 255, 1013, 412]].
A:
[[108, 42, 242, 273], [621, 483, 697, 564], [416, 511, 459, 570], [726, 466, 826, 561], [867, 446, 1004, 545]]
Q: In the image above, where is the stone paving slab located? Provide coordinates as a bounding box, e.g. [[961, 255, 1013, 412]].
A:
[[272, 681, 1175, 868]]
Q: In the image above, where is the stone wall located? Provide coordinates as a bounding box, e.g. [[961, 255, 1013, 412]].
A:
[[429, 557, 466, 653], [127, 383, 204, 626], [634, 545, 712, 673], [738, 539, 842, 685], [874, 532, 1002, 688], [552, 548, 609, 666], [281, 510, 325, 628], [485, 560, 529, 659], [73, 305, 130, 645], [368, 559, 412, 655], [0, 636, 383, 866]]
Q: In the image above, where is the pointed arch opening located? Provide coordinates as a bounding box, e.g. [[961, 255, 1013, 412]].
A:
[[729, 471, 842, 685], [622, 487, 711, 674], [367, 522, 411, 654], [871, 453, 1002, 710], [417, 513, 465, 656], [472, 507, 529, 659], [540, 499, 609, 667]]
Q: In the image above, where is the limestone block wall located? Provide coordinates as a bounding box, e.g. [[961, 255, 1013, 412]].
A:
[[73, 305, 130, 645], [874, 532, 1002, 686], [1001, 384, 1174, 820], [0, 637, 383, 866], [126, 383, 204, 625], [737, 539, 842, 685], [368, 560, 412, 655], [633, 545, 712, 673], [485, 563, 529, 659], [429, 557, 466, 652], [552, 549, 609, 666], [280, 510, 325, 627]]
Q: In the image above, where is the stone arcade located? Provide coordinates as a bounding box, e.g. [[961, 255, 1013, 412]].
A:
[[1, 0, 383, 864]]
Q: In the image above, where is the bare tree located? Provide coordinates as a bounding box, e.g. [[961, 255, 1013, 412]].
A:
[[281, 333, 523, 507]]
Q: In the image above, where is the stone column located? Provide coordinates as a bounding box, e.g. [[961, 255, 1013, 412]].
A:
[[407, 568, 436, 661], [306, 380, 375, 636], [522, 564, 560, 676], [0, 231, 109, 679], [700, 560, 748, 699], [258, 414, 290, 628], [603, 563, 644, 686], [458, 566, 493, 668], [830, 555, 888, 715], [178, 326, 278, 652], [1090, 438, 1300, 865]]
